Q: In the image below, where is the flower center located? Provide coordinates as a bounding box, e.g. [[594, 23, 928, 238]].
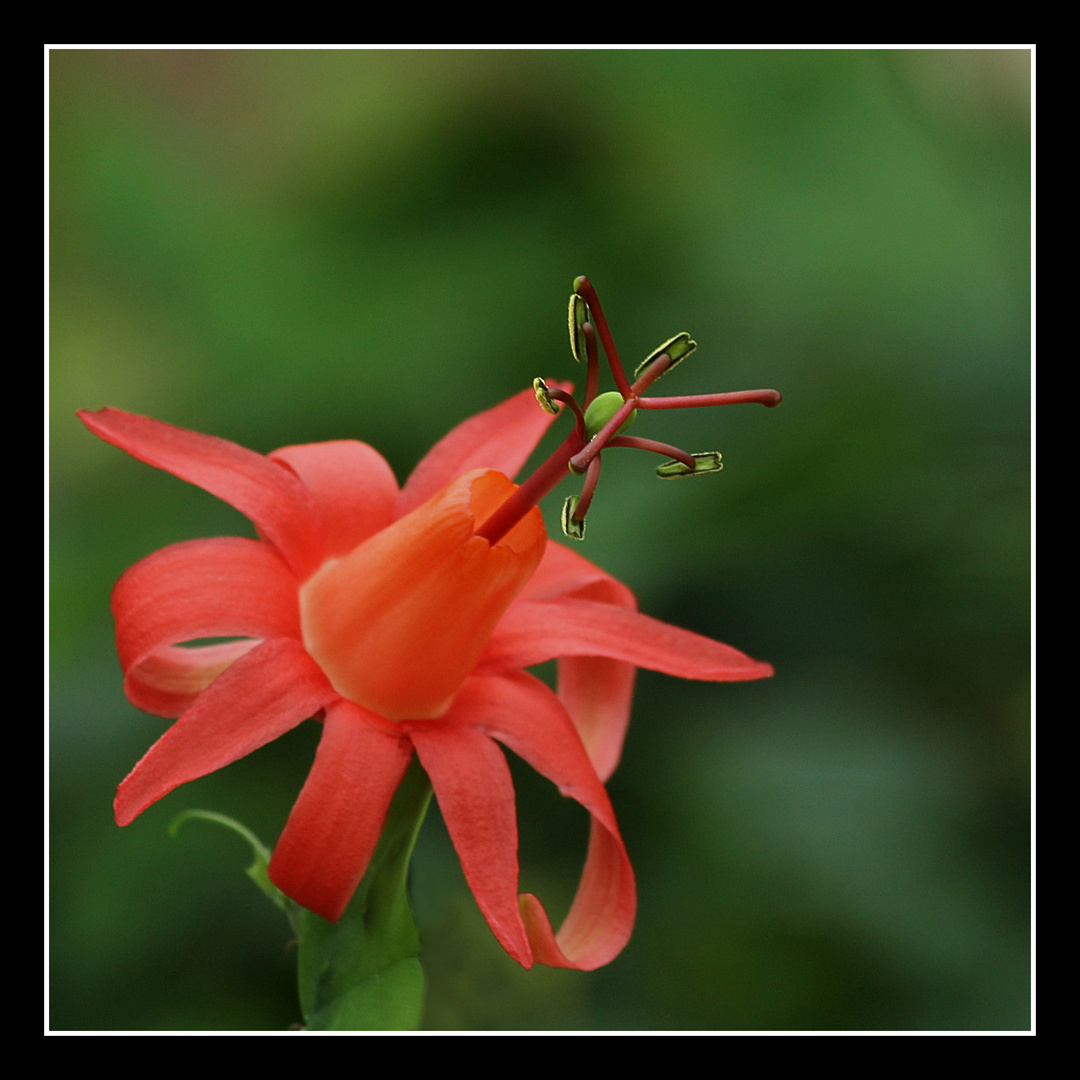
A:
[[300, 470, 545, 722]]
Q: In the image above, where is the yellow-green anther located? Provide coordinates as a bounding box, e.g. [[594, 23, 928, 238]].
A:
[[655, 452, 723, 478], [568, 294, 590, 363], [533, 377, 560, 415], [583, 391, 637, 440], [634, 333, 697, 380], [561, 495, 586, 540]]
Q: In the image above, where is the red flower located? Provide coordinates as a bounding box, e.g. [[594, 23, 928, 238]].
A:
[[79, 388, 772, 970]]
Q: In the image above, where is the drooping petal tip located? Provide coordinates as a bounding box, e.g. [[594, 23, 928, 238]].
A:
[[414, 672, 637, 970]]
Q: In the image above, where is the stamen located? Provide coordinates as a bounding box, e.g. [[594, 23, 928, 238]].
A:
[[630, 353, 674, 397], [607, 435, 696, 471], [637, 389, 782, 410], [550, 387, 587, 441], [532, 377, 561, 415], [477, 277, 780, 545], [560, 455, 601, 542], [574, 276, 633, 399], [561, 495, 586, 540], [582, 321, 600, 407], [655, 452, 724, 478], [575, 454, 602, 520], [568, 294, 590, 364], [633, 333, 696, 383]]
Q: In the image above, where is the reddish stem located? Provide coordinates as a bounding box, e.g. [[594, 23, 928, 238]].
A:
[[573, 455, 603, 521], [574, 277, 633, 399], [582, 321, 600, 407], [607, 435, 696, 470], [637, 389, 782, 409], [474, 431, 583, 546], [630, 352, 674, 396], [549, 388, 587, 440]]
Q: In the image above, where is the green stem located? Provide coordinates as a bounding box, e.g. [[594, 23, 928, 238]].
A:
[[297, 759, 433, 1031]]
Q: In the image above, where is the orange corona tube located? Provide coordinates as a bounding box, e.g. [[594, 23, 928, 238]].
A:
[[300, 470, 546, 721]]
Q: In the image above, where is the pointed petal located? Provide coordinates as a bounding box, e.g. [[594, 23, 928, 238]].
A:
[[268, 699, 413, 923], [112, 537, 301, 714], [442, 672, 635, 970], [115, 638, 338, 826], [514, 542, 638, 781], [269, 441, 399, 560], [406, 719, 533, 968], [78, 408, 323, 579], [483, 598, 775, 682], [397, 384, 570, 517]]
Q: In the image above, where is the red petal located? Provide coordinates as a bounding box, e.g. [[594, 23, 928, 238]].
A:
[[515, 543, 638, 780], [431, 672, 636, 970], [519, 540, 636, 606], [397, 384, 570, 517], [125, 639, 261, 719], [556, 657, 636, 785], [269, 441, 398, 560], [483, 598, 775, 682], [406, 718, 533, 968], [114, 638, 338, 826], [268, 699, 413, 923], [520, 818, 634, 971], [112, 537, 301, 714], [78, 408, 324, 579]]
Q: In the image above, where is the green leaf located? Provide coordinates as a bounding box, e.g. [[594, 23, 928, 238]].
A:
[[297, 759, 433, 1031]]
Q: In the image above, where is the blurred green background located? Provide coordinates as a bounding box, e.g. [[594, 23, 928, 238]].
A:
[[50, 49, 1030, 1031]]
